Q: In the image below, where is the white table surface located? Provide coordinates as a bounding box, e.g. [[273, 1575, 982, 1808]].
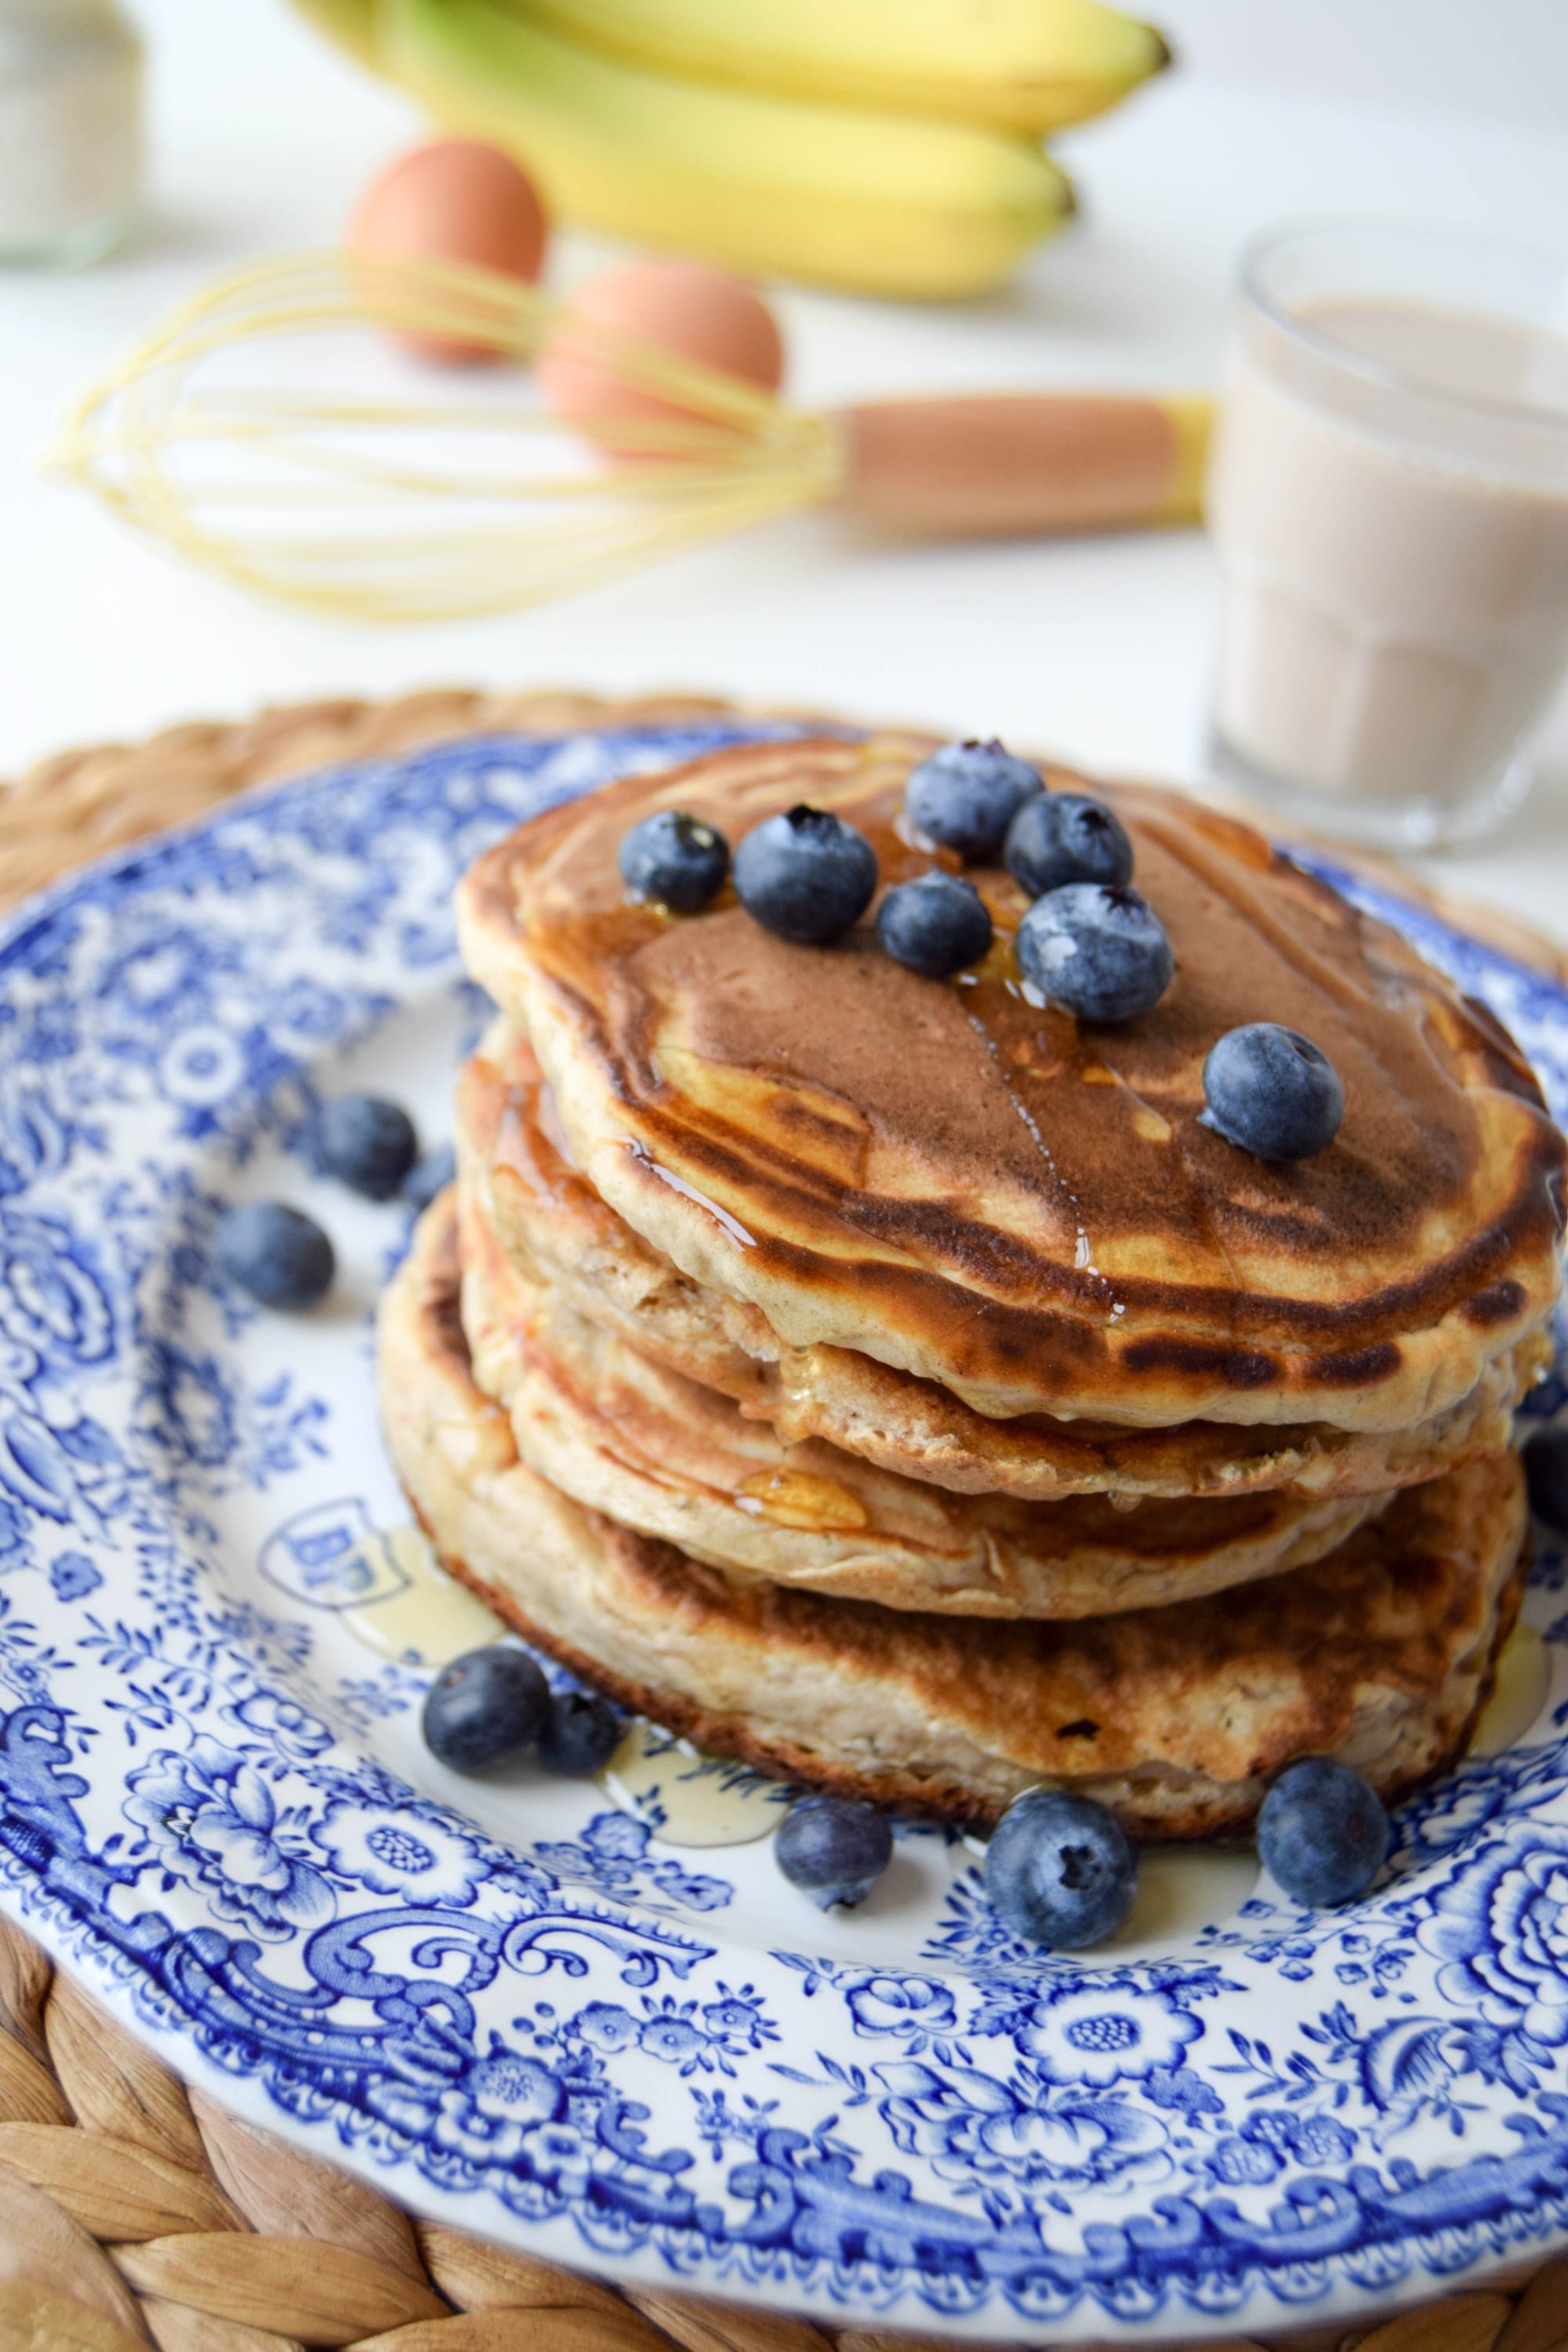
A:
[[3, 0, 1567, 936]]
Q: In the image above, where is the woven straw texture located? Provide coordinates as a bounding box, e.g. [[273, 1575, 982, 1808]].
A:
[[0, 689, 1566, 2352]]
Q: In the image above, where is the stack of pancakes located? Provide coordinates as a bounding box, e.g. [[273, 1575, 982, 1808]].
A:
[[381, 735, 1566, 1837]]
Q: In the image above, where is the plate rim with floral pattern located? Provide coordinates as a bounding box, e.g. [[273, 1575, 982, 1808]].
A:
[[0, 716, 1566, 2346]]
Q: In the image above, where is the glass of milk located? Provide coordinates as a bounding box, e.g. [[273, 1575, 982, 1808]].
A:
[[1206, 223, 1568, 849]]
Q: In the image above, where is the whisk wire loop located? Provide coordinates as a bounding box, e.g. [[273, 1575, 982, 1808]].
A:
[[51, 251, 844, 622]]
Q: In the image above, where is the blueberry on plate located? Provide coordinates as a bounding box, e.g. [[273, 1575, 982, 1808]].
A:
[[1257, 1757, 1390, 1907], [619, 808, 730, 913], [732, 805, 878, 946], [876, 870, 993, 978], [216, 1202, 335, 1310], [905, 739, 1043, 863], [1201, 1023, 1344, 1161], [1523, 1425, 1568, 1536], [775, 1794, 893, 1910], [1005, 792, 1134, 898], [422, 1644, 551, 1772], [404, 1141, 457, 1214], [317, 1094, 419, 1200], [539, 1688, 622, 1776], [1015, 883, 1174, 1023], [984, 1787, 1137, 1949]]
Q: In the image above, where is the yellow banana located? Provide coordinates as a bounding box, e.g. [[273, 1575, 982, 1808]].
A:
[[514, 0, 1170, 135], [287, 0, 380, 68], [379, 0, 1074, 299]]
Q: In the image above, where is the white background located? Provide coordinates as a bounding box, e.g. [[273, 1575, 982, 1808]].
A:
[[1153, 0, 1568, 132], [2, 0, 1567, 927]]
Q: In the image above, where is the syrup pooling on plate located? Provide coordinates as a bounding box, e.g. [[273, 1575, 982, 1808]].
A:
[[338, 1525, 508, 1664], [328, 1523, 789, 1846], [1467, 1621, 1549, 1755], [596, 1719, 788, 1848]]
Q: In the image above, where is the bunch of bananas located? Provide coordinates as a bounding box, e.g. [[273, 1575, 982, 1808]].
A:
[[292, 0, 1171, 299]]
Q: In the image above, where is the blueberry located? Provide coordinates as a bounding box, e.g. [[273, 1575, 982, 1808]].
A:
[[1523, 1425, 1568, 1535], [422, 1644, 551, 1772], [1005, 792, 1134, 898], [733, 805, 878, 946], [984, 1788, 1137, 1948], [404, 1142, 457, 1214], [619, 808, 730, 914], [775, 1794, 893, 1910], [1257, 1758, 1390, 1907], [1015, 883, 1174, 1023], [317, 1094, 418, 1200], [876, 871, 993, 978], [1201, 1024, 1344, 1162], [906, 739, 1044, 863], [539, 1688, 622, 1775], [216, 1202, 335, 1310]]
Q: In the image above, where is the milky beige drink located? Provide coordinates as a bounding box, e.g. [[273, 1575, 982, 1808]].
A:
[[1207, 226, 1568, 847]]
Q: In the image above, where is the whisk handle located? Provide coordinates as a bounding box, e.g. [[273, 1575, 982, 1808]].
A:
[[833, 393, 1210, 538]]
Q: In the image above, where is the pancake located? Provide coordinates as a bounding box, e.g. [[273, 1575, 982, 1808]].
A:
[[383, 1196, 1526, 1835], [458, 1022, 1533, 1502], [458, 1179, 1382, 1618], [459, 735, 1566, 1432]]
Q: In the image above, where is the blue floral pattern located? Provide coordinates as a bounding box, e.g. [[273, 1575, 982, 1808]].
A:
[[1420, 1823, 1568, 2045], [127, 1737, 335, 1937], [0, 720, 1566, 2340]]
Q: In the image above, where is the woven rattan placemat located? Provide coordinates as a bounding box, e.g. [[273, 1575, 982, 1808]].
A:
[[0, 688, 1565, 2352]]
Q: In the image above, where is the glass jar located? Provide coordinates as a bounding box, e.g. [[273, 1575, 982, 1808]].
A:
[[0, 0, 143, 267]]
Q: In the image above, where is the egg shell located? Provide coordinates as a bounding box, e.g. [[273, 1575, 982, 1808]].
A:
[[350, 139, 548, 364], [539, 258, 785, 445]]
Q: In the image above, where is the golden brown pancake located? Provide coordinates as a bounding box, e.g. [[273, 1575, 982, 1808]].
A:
[[459, 737, 1565, 1432], [383, 1196, 1526, 1835], [458, 1021, 1533, 1501], [458, 1178, 1382, 1617]]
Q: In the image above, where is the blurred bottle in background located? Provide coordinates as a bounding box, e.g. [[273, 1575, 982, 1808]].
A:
[[0, 0, 142, 267]]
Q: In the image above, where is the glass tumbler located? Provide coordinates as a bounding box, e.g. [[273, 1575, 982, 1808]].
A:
[[1205, 222, 1568, 850]]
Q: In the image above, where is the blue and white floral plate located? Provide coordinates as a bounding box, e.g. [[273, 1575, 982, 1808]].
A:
[[3, 719, 1568, 2344]]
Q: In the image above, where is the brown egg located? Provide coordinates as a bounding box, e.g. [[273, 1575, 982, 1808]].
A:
[[349, 139, 548, 364], [539, 259, 785, 446]]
